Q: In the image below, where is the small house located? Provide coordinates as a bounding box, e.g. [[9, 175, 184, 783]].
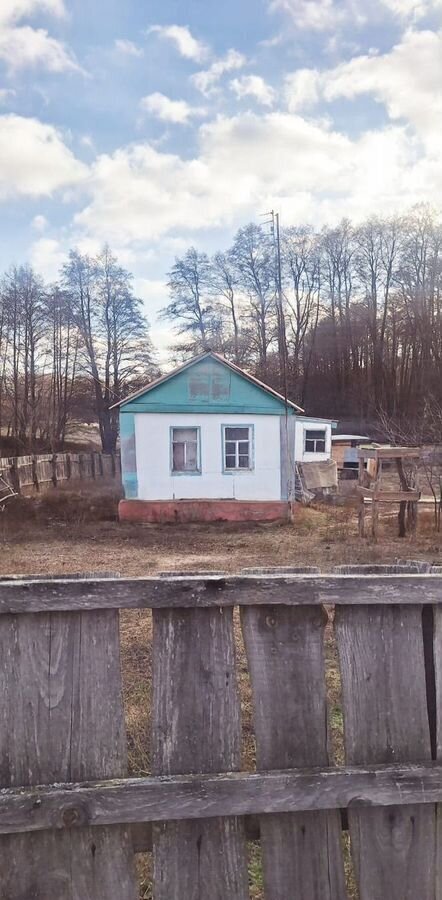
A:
[[114, 351, 336, 523]]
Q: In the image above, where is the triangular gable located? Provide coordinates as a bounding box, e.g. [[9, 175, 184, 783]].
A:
[[117, 353, 302, 416]]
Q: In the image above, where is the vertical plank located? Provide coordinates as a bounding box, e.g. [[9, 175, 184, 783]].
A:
[[0, 609, 138, 899], [336, 604, 435, 899], [241, 605, 347, 900], [152, 607, 249, 900], [432, 606, 442, 894]]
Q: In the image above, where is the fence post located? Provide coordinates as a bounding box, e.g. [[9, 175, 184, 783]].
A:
[[98, 452, 104, 477], [78, 453, 84, 480], [9, 459, 20, 495], [65, 452, 72, 481], [90, 452, 96, 480], [51, 453, 57, 488], [110, 452, 116, 478], [31, 455, 39, 492]]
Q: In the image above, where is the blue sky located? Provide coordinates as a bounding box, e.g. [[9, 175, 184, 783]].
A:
[[1, 0, 441, 358]]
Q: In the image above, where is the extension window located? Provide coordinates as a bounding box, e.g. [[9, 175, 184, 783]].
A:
[[304, 429, 326, 453]]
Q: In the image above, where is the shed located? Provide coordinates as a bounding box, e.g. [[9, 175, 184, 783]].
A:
[[332, 434, 370, 470], [113, 351, 337, 523]]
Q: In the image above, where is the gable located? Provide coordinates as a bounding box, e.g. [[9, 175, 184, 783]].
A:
[[121, 357, 294, 416]]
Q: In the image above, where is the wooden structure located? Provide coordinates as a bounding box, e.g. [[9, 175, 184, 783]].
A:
[[358, 446, 421, 539], [2, 569, 442, 897], [0, 450, 120, 496]]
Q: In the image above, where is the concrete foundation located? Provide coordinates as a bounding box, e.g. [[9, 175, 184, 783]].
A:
[[119, 499, 290, 524]]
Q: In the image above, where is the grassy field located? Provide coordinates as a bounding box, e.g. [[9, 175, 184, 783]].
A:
[[1, 484, 441, 897]]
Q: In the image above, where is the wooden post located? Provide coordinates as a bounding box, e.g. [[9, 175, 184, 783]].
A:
[[31, 455, 39, 492], [98, 452, 104, 477], [78, 452, 84, 480], [359, 495, 365, 537], [110, 452, 116, 478], [51, 453, 57, 488], [9, 459, 20, 495], [65, 452, 72, 482], [90, 452, 96, 480]]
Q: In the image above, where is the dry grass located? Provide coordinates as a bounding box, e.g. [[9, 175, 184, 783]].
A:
[[1, 486, 441, 898]]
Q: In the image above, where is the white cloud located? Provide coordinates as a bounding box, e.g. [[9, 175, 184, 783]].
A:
[[0, 115, 87, 199], [0, 0, 80, 73], [147, 24, 208, 62], [30, 236, 65, 281], [294, 29, 442, 150], [140, 92, 205, 124], [269, 0, 442, 29], [0, 1, 66, 25], [114, 38, 143, 58], [285, 69, 321, 110], [230, 75, 276, 106], [269, 0, 357, 30], [74, 109, 439, 246], [31, 213, 48, 231], [192, 49, 247, 96]]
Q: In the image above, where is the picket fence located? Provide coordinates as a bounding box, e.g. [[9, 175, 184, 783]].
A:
[[0, 450, 120, 495], [1, 566, 442, 898]]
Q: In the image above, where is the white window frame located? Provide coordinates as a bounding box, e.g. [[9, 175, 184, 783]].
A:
[[304, 428, 327, 454], [170, 426, 201, 475], [222, 424, 254, 473]]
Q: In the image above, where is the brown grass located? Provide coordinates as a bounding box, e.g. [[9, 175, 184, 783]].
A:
[[1, 486, 441, 898]]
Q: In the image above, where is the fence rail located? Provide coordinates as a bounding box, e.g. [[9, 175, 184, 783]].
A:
[[0, 450, 120, 495], [2, 568, 442, 899]]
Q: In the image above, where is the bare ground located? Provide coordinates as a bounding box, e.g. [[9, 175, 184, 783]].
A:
[[1, 485, 441, 898]]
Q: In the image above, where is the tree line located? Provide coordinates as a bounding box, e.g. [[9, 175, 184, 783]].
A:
[[161, 205, 442, 435], [0, 246, 155, 454]]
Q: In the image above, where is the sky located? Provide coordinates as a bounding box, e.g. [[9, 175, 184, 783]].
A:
[[1, 0, 442, 360]]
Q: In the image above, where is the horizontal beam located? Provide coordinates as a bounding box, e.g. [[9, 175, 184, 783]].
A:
[[359, 488, 421, 502], [2, 763, 442, 835], [1, 574, 442, 612], [358, 447, 420, 459]]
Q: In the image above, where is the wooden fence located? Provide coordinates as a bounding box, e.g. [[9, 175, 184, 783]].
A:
[[3, 566, 442, 898], [0, 450, 120, 495]]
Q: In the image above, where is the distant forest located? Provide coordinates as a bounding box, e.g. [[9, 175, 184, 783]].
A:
[[161, 204, 442, 439], [1, 204, 442, 455]]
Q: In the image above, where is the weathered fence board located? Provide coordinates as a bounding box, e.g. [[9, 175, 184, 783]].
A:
[[2, 573, 442, 614], [336, 604, 435, 900], [242, 605, 347, 900], [152, 607, 249, 900], [0, 451, 120, 497], [0, 609, 137, 899], [5, 762, 442, 834]]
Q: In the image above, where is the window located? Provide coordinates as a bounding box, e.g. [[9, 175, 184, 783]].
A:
[[223, 426, 253, 471], [304, 429, 326, 453], [171, 427, 200, 473]]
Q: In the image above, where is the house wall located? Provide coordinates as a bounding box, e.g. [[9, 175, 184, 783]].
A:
[[294, 419, 332, 463], [134, 412, 282, 502]]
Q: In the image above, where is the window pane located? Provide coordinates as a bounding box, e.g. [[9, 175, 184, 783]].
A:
[[225, 427, 249, 440], [238, 441, 249, 454], [317, 440, 326, 453], [225, 441, 235, 454], [173, 427, 197, 442], [238, 455, 250, 468], [225, 454, 236, 469], [184, 441, 198, 470], [305, 429, 326, 440], [305, 440, 315, 452], [172, 443, 185, 471]]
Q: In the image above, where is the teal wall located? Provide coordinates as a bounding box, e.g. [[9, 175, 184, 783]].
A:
[[121, 357, 295, 416], [120, 411, 138, 498]]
